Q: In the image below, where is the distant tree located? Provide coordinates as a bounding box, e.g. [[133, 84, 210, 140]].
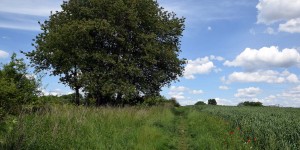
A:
[[25, 0, 185, 106], [238, 101, 263, 107], [208, 99, 217, 105], [195, 101, 206, 105]]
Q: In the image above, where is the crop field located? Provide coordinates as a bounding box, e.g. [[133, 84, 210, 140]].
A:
[[2, 105, 300, 150], [197, 105, 300, 149]]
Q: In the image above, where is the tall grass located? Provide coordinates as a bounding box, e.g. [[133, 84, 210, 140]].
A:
[[3, 105, 177, 150]]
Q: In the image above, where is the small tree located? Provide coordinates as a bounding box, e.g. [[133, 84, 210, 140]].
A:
[[0, 53, 39, 117], [195, 101, 206, 105], [208, 99, 217, 105]]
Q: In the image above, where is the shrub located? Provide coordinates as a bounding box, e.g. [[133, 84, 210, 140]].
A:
[[195, 101, 206, 105], [238, 101, 263, 107]]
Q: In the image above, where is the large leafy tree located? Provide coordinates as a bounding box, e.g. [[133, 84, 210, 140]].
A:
[[25, 0, 185, 106]]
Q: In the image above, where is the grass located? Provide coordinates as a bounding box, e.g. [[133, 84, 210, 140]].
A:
[[3, 105, 177, 150], [3, 104, 299, 149]]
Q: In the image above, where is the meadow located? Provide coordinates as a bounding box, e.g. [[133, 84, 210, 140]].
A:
[[1, 104, 300, 150]]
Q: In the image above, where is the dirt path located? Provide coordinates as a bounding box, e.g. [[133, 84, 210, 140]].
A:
[[174, 108, 189, 150], [177, 115, 188, 150]]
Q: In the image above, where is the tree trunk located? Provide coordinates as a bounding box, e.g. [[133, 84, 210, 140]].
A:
[[75, 86, 80, 105]]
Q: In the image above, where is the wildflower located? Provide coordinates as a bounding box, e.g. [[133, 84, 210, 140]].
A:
[[229, 131, 234, 135], [247, 139, 251, 143]]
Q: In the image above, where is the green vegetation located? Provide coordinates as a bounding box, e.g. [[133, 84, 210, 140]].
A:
[[200, 105, 300, 149], [24, 0, 185, 106], [238, 101, 263, 107], [194, 101, 206, 105], [208, 99, 217, 105]]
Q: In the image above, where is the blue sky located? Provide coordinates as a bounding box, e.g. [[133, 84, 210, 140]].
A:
[[1, 0, 300, 107]]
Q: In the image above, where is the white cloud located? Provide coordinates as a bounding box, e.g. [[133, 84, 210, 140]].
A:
[[234, 87, 261, 98], [210, 55, 224, 61], [0, 50, 9, 58], [215, 98, 236, 106], [184, 56, 223, 79], [279, 18, 300, 33], [190, 90, 204, 95], [225, 70, 299, 84], [40, 88, 73, 96], [261, 86, 300, 107], [256, 0, 300, 24], [224, 46, 300, 71], [256, 0, 300, 34], [0, 0, 63, 17], [265, 27, 276, 34], [219, 86, 229, 90], [207, 26, 212, 31], [168, 86, 188, 100]]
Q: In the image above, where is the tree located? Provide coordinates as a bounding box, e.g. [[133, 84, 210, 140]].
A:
[[0, 53, 39, 117], [238, 101, 263, 107], [208, 99, 217, 105], [25, 0, 185, 106], [195, 101, 206, 105]]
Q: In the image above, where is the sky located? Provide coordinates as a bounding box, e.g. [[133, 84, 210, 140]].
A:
[[1, 0, 300, 107]]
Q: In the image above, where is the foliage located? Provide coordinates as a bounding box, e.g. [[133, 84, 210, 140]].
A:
[[208, 99, 217, 105], [194, 101, 206, 105], [168, 98, 181, 107], [24, 0, 185, 106], [238, 101, 263, 107], [0, 53, 39, 145], [0, 53, 39, 116]]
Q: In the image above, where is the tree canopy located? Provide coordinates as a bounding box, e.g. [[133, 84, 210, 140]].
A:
[[238, 101, 263, 107], [25, 0, 185, 106], [208, 99, 217, 105]]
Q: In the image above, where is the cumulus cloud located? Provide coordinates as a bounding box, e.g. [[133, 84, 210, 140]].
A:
[[224, 46, 300, 71], [261, 86, 300, 107], [257, 0, 300, 24], [168, 86, 188, 100], [190, 90, 204, 95], [184, 56, 223, 79], [0, 50, 9, 58], [219, 86, 229, 90], [279, 18, 300, 33], [40, 88, 72, 96], [257, 0, 300, 33], [225, 70, 299, 84], [168, 86, 204, 101], [234, 87, 261, 98]]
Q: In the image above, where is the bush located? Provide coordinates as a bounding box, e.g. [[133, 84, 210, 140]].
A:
[[195, 101, 206, 105], [168, 98, 180, 107], [238, 101, 263, 107]]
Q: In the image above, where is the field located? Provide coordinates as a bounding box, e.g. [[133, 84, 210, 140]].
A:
[[2, 105, 300, 150]]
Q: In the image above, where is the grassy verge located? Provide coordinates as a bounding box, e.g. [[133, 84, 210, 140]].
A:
[[3, 105, 260, 150], [2, 105, 177, 150]]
